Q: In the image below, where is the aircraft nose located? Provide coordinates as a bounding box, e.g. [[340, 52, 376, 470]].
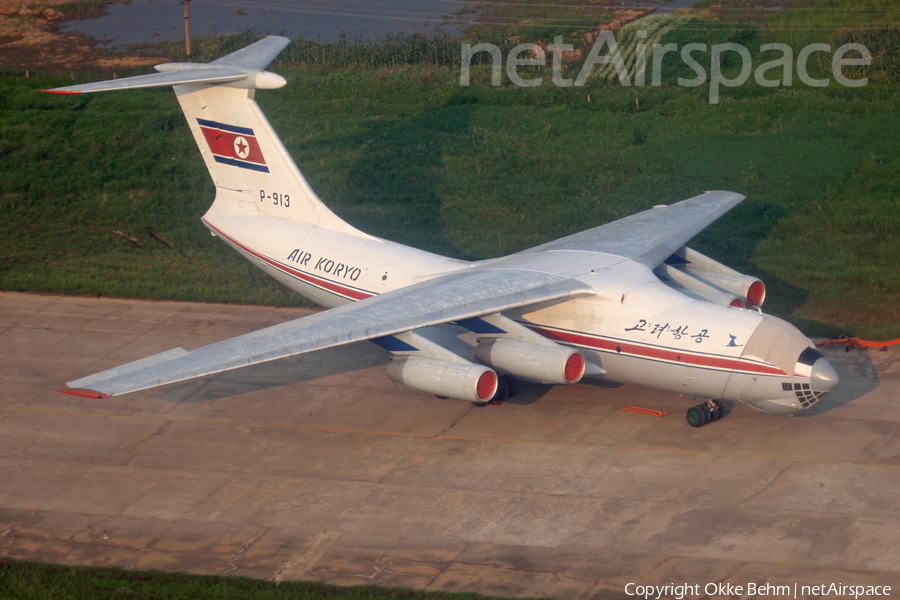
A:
[[810, 357, 839, 393]]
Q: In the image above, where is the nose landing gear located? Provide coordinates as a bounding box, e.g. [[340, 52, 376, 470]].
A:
[[686, 399, 724, 427]]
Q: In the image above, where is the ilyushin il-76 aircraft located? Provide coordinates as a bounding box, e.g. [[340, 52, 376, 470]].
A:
[[48, 36, 839, 427]]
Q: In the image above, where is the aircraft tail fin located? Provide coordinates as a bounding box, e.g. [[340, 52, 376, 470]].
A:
[[45, 36, 365, 236]]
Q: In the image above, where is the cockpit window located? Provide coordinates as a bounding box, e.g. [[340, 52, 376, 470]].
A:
[[797, 347, 824, 367], [741, 316, 812, 376]]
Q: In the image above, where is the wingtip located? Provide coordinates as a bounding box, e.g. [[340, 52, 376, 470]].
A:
[[43, 89, 81, 95], [59, 388, 109, 399]]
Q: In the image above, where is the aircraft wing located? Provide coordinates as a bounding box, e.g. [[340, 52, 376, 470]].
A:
[[518, 190, 745, 269], [63, 268, 594, 398]]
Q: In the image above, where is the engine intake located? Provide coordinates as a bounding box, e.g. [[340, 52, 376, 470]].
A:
[[475, 339, 585, 385]]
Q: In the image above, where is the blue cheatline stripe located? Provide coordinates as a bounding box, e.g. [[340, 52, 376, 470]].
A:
[[371, 336, 419, 352], [197, 118, 255, 136], [212, 155, 270, 173], [455, 317, 507, 334]]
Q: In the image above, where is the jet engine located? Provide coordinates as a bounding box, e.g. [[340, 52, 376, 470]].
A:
[[386, 357, 498, 403], [654, 263, 746, 307], [474, 339, 585, 385], [657, 246, 766, 308]]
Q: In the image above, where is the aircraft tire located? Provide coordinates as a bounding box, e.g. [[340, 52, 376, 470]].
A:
[[501, 375, 518, 399], [491, 377, 510, 404], [686, 405, 707, 427], [710, 399, 725, 422], [699, 403, 711, 425]]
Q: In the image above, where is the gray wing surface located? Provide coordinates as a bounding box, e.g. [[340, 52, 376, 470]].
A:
[[65, 268, 594, 398], [211, 36, 291, 69], [519, 191, 745, 268], [45, 67, 247, 94]]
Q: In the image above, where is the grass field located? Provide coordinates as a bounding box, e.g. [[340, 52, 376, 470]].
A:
[[0, 558, 538, 600], [1, 4, 899, 599], [1, 8, 899, 340]]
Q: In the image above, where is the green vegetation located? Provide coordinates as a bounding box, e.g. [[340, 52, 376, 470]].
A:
[[0, 558, 535, 600], [457, 0, 627, 42], [1, 9, 899, 339], [26, 1, 107, 19]]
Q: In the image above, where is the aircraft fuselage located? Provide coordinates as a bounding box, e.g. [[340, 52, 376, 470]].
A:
[[203, 205, 837, 416]]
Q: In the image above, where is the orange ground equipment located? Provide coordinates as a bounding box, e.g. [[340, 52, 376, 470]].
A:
[[816, 336, 900, 352], [622, 405, 668, 417]]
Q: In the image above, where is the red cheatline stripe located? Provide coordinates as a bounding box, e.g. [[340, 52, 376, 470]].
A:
[[194, 222, 788, 378], [59, 388, 109, 399], [202, 219, 374, 302], [529, 325, 787, 377]]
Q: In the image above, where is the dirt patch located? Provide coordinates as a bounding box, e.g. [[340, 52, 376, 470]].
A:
[[0, 0, 165, 72]]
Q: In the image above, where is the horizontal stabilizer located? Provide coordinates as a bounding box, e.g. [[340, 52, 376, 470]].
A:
[[45, 67, 248, 94], [44, 35, 290, 94], [210, 35, 291, 70]]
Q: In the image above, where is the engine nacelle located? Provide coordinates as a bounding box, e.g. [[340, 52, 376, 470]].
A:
[[667, 246, 766, 308], [474, 339, 585, 385], [654, 263, 746, 307], [386, 357, 497, 402]]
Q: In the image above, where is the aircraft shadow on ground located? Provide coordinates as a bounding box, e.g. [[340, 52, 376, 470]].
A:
[[152, 341, 391, 404], [803, 348, 881, 417], [149, 341, 880, 413], [500, 381, 554, 406]]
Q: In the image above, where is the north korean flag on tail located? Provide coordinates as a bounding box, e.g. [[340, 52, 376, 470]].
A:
[[197, 118, 269, 173]]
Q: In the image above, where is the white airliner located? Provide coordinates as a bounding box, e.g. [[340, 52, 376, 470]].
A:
[[48, 36, 838, 427]]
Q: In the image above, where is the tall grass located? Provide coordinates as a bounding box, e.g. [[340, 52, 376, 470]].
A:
[[2, 13, 899, 338], [144, 30, 515, 70], [0, 558, 536, 600]]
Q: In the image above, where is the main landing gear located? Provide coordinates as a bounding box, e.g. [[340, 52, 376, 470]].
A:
[[472, 375, 517, 407], [686, 399, 724, 427]]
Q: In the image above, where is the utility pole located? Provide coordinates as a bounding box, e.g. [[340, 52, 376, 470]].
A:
[[182, 0, 191, 62]]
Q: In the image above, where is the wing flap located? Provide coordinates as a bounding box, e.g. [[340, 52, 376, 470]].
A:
[[64, 269, 594, 398]]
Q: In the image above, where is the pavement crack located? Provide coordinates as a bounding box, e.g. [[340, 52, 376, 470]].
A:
[[862, 422, 900, 466], [424, 542, 468, 589], [436, 406, 475, 437], [271, 529, 341, 583], [738, 460, 795, 506], [123, 421, 171, 466], [224, 530, 265, 574]]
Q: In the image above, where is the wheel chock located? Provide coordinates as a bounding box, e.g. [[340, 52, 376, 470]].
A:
[[622, 405, 668, 417]]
